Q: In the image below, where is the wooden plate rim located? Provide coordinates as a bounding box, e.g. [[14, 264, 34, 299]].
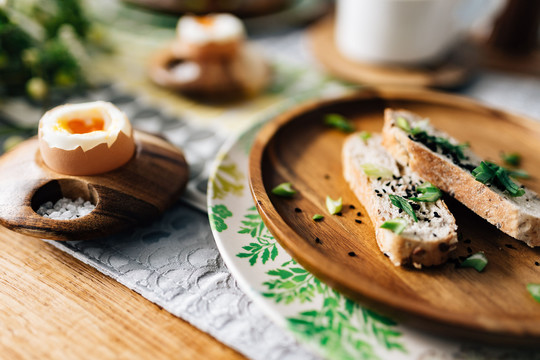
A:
[[248, 86, 540, 342]]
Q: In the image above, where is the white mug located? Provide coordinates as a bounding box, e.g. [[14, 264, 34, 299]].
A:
[[335, 0, 504, 65]]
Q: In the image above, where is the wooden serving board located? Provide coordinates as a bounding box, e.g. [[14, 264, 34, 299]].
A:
[[308, 16, 474, 88], [0, 131, 188, 241], [249, 87, 540, 345]]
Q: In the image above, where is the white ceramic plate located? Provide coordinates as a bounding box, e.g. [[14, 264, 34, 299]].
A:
[[207, 115, 538, 360]]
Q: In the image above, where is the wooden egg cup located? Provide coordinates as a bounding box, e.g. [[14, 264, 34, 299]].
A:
[[0, 131, 189, 241]]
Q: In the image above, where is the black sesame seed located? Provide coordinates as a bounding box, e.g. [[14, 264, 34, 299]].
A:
[[398, 208, 403, 213], [355, 219, 362, 224], [294, 208, 302, 213], [377, 194, 383, 197], [315, 237, 322, 244], [336, 212, 342, 216], [375, 189, 380, 193], [356, 212, 362, 216], [349, 205, 355, 209], [382, 189, 387, 193], [348, 251, 356, 257], [433, 212, 440, 218], [439, 242, 449, 252], [433, 233, 437, 237], [505, 244, 517, 250], [535, 261, 539, 266]]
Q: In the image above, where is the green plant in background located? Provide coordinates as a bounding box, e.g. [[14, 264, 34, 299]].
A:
[[236, 206, 278, 266], [209, 204, 233, 233], [260, 259, 406, 359], [211, 156, 244, 200], [0, 0, 108, 100]]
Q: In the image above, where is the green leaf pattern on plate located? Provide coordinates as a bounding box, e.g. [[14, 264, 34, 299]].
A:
[[210, 154, 244, 200], [236, 206, 279, 266], [209, 204, 233, 232], [259, 259, 406, 359]]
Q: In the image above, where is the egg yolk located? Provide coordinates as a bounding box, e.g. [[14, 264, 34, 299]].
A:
[[57, 117, 105, 134], [196, 16, 215, 27]]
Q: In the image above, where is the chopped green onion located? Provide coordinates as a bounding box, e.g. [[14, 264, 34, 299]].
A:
[[527, 284, 540, 303], [472, 161, 525, 197], [409, 182, 442, 202], [508, 169, 530, 179], [312, 214, 324, 221], [388, 194, 418, 222], [324, 114, 355, 133], [359, 163, 393, 179], [271, 182, 296, 197], [501, 152, 521, 167], [396, 117, 410, 132], [358, 131, 371, 142], [496, 167, 525, 197], [380, 218, 407, 235], [326, 196, 343, 215], [472, 161, 497, 183], [460, 252, 488, 272]]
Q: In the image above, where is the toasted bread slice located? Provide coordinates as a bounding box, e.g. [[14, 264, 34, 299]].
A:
[[383, 108, 540, 247], [342, 133, 458, 267]]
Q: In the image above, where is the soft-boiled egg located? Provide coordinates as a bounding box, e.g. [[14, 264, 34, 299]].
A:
[[38, 101, 135, 175], [174, 13, 245, 60]]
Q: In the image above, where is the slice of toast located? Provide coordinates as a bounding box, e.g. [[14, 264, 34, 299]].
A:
[[342, 133, 458, 267], [383, 108, 540, 247]]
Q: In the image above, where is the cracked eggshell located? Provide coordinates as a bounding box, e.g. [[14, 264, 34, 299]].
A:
[[38, 101, 136, 176]]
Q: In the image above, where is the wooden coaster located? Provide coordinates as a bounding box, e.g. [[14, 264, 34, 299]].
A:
[[0, 131, 189, 241], [249, 87, 540, 345], [308, 16, 476, 88]]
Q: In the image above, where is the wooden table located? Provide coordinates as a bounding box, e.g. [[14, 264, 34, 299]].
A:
[[0, 227, 244, 359]]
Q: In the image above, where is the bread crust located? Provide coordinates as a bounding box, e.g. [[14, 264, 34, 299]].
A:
[[342, 135, 457, 267], [383, 108, 540, 247]]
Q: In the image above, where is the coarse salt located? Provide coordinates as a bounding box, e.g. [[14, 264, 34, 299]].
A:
[[37, 197, 95, 220]]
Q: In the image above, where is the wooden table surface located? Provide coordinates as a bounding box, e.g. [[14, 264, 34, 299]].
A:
[[0, 226, 244, 360]]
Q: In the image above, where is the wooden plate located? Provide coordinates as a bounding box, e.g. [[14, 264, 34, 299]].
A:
[[0, 131, 188, 241], [249, 87, 540, 345], [308, 16, 475, 89]]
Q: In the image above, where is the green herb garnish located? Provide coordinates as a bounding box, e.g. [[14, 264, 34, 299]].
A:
[[472, 161, 525, 197], [326, 196, 343, 215], [460, 252, 488, 272], [271, 182, 296, 197], [396, 117, 410, 132], [324, 114, 355, 133], [501, 152, 521, 167], [388, 194, 418, 222], [409, 182, 442, 202], [413, 131, 469, 161], [359, 163, 393, 179], [395, 118, 469, 162], [358, 131, 371, 142], [508, 168, 530, 179], [527, 284, 540, 303], [380, 218, 407, 235], [312, 214, 324, 221]]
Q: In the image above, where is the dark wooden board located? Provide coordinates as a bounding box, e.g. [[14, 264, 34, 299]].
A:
[[0, 131, 188, 241], [249, 87, 540, 345]]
